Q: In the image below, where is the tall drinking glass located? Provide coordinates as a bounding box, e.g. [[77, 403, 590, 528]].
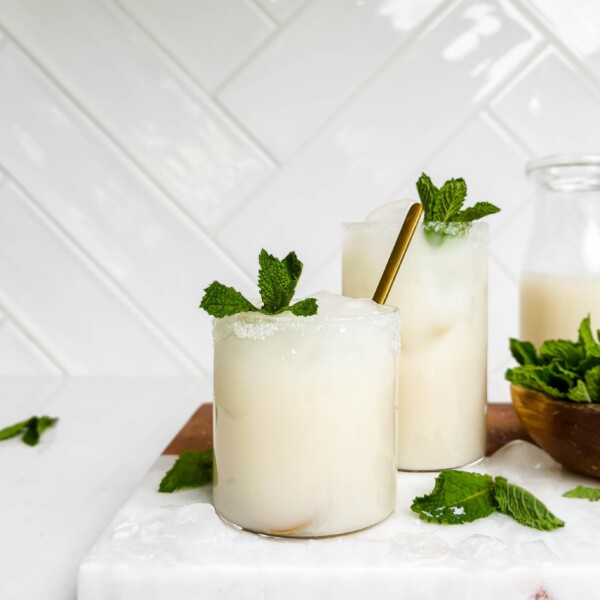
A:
[[212, 292, 399, 537], [343, 205, 488, 471]]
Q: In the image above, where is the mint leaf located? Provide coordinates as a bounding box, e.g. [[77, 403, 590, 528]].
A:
[[158, 449, 213, 493], [584, 365, 600, 401], [22, 416, 58, 446], [453, 202, 501, 222], [416, 173, 439, 222], [436, 178, 466, 222], [258, 249, 302, 314], [563, 485, 600, 501], [200, 250, 318, 318], [505, 365, 568, 398], [579, 315, 600, 358], [410, 470, 496, 525], [539, 339, 584, 368], [506, 318, 600, 403], [0, 416, 58, 446], [412, 472, 565, 531], [494, 476, 564, 531], [510, 338, 539, 366], [548, 362, 578, 387], [200, 282, 257, 318], [577, 356, 600, 376], [567, 379, 592, 403], [0, 419, 29, 442], [415, 173, 500, 234], [288, 298, 318, 316]]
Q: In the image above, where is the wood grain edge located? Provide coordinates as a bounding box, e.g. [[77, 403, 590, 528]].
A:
[[163, 403, 532, 456]]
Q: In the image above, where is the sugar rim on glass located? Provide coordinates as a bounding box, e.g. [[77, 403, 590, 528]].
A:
[[213, 302, 400, 343], [342, 220, 489, 245]]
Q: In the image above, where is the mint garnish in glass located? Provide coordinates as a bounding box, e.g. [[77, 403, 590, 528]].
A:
[[416, 173, 500, 243], [200, 249, 318, 318]]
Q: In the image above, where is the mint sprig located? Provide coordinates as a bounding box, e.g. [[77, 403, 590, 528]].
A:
[[563, 485, 600, 501], [200, 249, 317, 319], [506, 315, 600, 402], [415, 173, 500, 242], [411, 470, 564, 531], [0, 416, 58, 446], [158, 449, 213, 493]]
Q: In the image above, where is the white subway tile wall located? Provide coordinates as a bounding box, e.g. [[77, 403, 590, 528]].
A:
[[0, 0, 599, 402]]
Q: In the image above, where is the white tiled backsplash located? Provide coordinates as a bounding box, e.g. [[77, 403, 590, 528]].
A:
[[0, 0, 599, 401]]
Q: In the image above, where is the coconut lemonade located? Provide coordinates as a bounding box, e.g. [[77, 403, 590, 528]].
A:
[[520, 274, 600, 347], [343, 175, 497, 471], [520, 155, 600, 349], [202, 251, 399, 537]]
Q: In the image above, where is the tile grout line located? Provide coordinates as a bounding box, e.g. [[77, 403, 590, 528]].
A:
[[0, 296, 68, 376], [0, 166, 208, 376], [213, 0, 464, 235], [108, 0, 279, 168], [240, 0, 279, 30], [377, 39, 549, 257], [481, 37, 550, 111], [246, 0, 307, 25], [382, 42, 549, 209], [482, 50, 552, 158], [476, 108, 537, 239], [509, 0, 600, 94], [0, 23, 256, 289], [377, 12, 556, 206], [212, 0, 316, 97], [479, 108, 535, 158]]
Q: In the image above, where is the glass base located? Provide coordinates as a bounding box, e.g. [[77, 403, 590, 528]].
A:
[[396, 454, 484, 473], [215, 507, 394, 540]]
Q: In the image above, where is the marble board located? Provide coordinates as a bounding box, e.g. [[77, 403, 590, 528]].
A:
[[78, 442, 600, 600]]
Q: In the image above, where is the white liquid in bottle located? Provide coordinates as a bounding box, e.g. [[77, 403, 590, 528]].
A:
[[520, 273, 600, 346]]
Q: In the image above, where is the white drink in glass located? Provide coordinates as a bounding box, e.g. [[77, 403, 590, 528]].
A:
[[212, 292, 399, 537], [520, 273, 600, 346], [342, 202, 488, 471]]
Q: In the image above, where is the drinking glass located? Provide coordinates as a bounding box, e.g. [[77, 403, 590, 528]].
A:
[[212, 293, 399, 537]]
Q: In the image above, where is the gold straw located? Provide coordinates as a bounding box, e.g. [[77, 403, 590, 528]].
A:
[[372, 203, 423, 305]]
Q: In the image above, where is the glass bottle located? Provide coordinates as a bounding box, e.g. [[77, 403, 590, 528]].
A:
[[521, 155, 600, 346]]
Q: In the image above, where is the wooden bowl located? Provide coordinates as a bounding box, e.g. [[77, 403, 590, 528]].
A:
[[511, 385, 600, 479]]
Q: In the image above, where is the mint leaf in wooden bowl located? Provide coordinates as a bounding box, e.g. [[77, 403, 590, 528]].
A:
[[506, 315, 600, 478]]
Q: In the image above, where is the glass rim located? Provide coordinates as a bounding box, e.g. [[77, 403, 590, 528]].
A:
[[342, 220, 490, 233], [526, 154, 600, 175], [213, 302, 400, 326]]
